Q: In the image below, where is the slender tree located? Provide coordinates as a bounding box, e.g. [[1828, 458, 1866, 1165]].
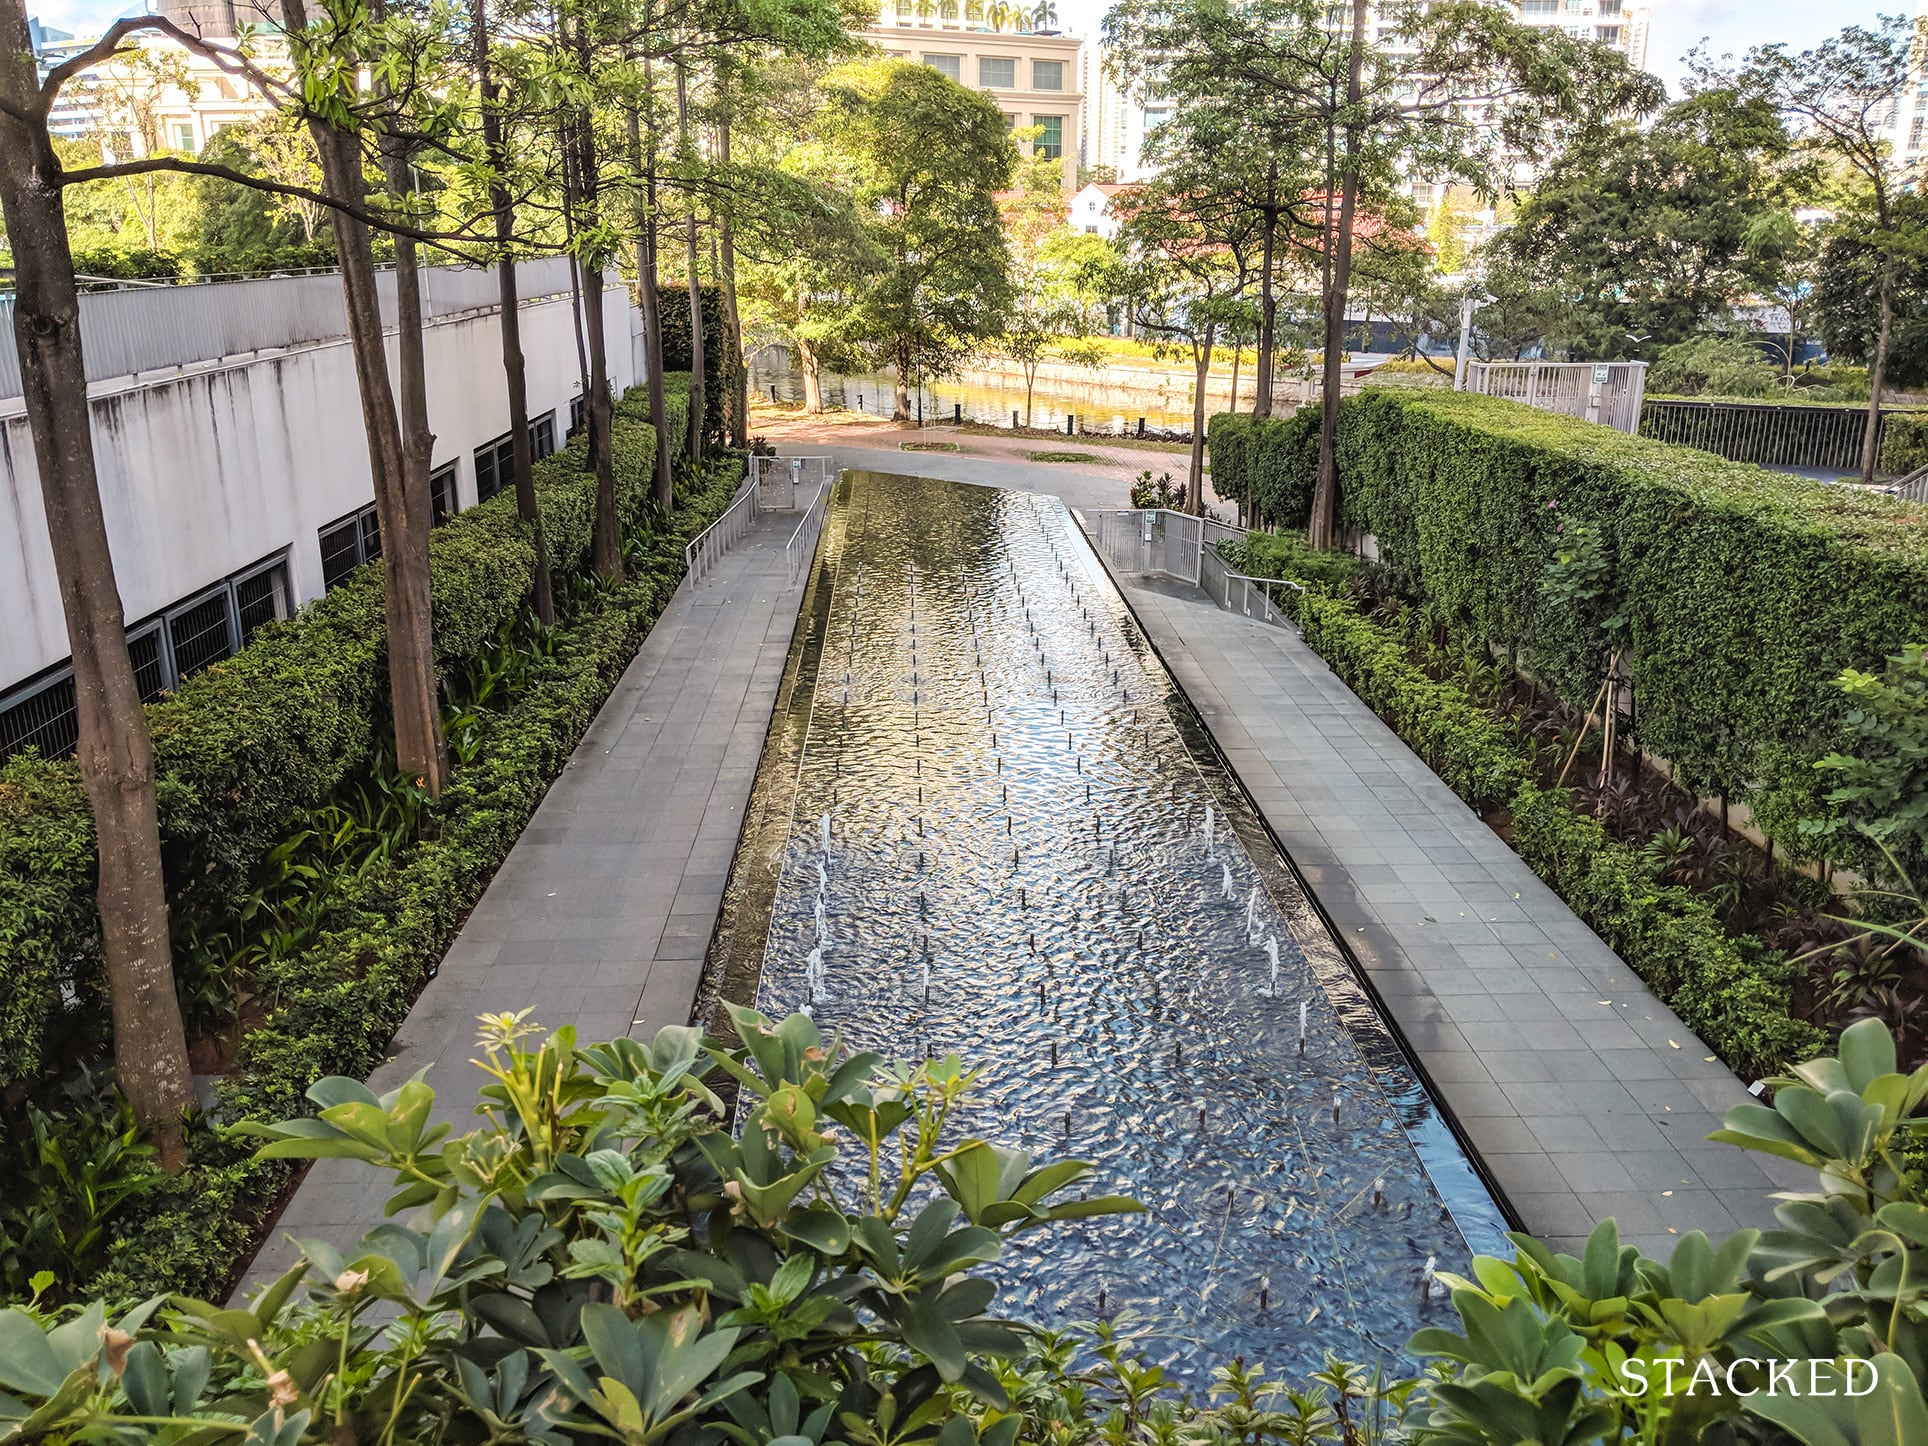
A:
[[0, 2, 195, 1166], [474, 0, 556, 624], [676, 61, 707, 464]]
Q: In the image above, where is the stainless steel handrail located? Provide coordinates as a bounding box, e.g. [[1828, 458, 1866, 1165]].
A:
[[684, 474, 760, 586], [786, 479, 832, 579]]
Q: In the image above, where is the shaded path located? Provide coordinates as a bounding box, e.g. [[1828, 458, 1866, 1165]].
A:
[[236, 510, 807, 1294]]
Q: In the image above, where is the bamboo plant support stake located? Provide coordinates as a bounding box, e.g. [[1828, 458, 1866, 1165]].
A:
[[1556, 649, 1623, 789]]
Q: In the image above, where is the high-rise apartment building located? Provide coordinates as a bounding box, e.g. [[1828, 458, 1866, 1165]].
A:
[[863, 15, 1084, 190]]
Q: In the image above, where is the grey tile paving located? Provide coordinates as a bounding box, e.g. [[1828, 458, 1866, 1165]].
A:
[[235, 511, 807, 1297], [1097, 558, 1810, 1261]]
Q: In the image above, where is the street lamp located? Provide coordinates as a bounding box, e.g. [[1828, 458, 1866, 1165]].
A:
[[1453, 291, 1495, 392]]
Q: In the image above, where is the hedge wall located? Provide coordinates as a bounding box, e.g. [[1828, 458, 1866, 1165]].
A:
[[0, 378, 693, 1092], [86, 450, 745, 1305], [1290, 586, 1827, 1081], [1209, 392, 1928, 855]]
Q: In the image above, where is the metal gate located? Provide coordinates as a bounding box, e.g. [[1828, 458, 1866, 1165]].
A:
[[1092, 509, 1202, 584], [751, 454, 835, 510]]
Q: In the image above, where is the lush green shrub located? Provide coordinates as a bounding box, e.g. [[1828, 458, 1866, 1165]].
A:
[[1209, 390, 1928, 867], [0, 1010, 1144, 1445], [0, 380, 691, 1092], [74, 445, 742, 1305], [1205, 410, 1319, 528], [1883, 409, 1928, 474], [1221, 529, 1373, 593], [1416, 1019, 1928, 1442]]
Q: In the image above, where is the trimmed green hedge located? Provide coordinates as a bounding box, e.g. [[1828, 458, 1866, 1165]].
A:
[[84, 450, 744, 1304], [1209, 392, 1928, 861], [0, 379, 693, 1092], [1290, 585, 1826, 1081]]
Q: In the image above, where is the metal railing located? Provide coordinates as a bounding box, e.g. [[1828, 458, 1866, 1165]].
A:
[[752, 454, 836, 511], [786, 479, 832, 579], [684, 474, 761, 587], [1199, 539, 1304, 625], [0, 256, 588, 398], [1465, 360, 1647, 434], [1640, 396, 1895, 473]]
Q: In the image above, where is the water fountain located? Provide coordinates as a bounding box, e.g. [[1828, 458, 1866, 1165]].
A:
[[735, 472, 1506, 1380]]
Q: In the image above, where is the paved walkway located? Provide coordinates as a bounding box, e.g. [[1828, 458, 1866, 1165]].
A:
[[237, 510, 807, 1294], [1106, 578, 1805, 1258]]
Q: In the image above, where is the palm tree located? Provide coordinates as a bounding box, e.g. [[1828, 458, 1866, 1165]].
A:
[[987, 0, 1014, 31], [1030, 0, 1058, 29]]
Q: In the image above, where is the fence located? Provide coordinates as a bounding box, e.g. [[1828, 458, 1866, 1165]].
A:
[[1639, 398, 1896, 473], [1091, 509, 1205, 584], [752, 454, 836, 511], [786, 480, 832, 580], [1464, 360, 1647, 435], [684, 472, 761, 587], [0, 257, 584, 399]]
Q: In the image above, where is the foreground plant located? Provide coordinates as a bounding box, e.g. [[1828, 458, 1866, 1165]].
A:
[[1408, 1017, 1928, 1444], [0, 1007, 1140, 1443]]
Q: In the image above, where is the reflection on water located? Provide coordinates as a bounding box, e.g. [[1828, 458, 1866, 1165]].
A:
[[753, 472, 1507, 1379], [747, 361, 1202, 435]]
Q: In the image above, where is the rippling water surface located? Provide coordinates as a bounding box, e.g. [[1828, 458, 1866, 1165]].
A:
[[749, 471, 1507, 1377]]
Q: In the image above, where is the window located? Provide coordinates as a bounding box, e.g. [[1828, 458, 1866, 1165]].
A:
[[174, 122, 195, 153], [1597, 0, 1621, 11], [475, 414, 556, 503], [431, 462, 458, 525], [1, 554, 291, 762], [319, 503, 382, 591], [475, 434, 513, 504], [1595, 24, 1620, 43], [1518, 0, 1557, 13], [923, 53, 962, 81], [569, 393, 587, 438], [1033, 114, 1063, 159], [979, 57, 1015, 88], [1032, 60, 1063, 91]]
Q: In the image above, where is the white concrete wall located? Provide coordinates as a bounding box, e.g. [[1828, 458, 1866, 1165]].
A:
[[0, 280, 638, 691]]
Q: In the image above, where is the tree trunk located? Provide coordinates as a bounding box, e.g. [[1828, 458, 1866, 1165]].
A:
[[1254, 165, 1278, 419], [627, 102, 674, 510], [1188, 322, 1214, 515], [1310, 0, 1369, 552], [379, 134, 440, 760], [799, 330, 823, 412], [894, 346, 911, 421], [1229, 342, 1241, 411], [1862, 259, 1893, 483], [285, 0, 445, 795], [717, 107, 748, 450], [0, 20, 193, 1165], [676, 64, 706, 466], [565, 107, 620, 580], [476, 0, 553, 625]]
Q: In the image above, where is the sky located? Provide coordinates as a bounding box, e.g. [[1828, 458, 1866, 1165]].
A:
[[26, 0, 1903, 96]]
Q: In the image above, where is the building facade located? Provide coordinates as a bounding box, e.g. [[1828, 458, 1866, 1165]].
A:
[[0, 263, 641, 761], [863, 18, 1084, 190]]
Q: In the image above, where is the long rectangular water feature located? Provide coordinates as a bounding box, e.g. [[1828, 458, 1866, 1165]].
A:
[[706, 470, 1509, 1378]]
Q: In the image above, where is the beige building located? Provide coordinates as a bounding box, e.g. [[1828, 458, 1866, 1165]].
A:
[[865, 17, 1084, 190]]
